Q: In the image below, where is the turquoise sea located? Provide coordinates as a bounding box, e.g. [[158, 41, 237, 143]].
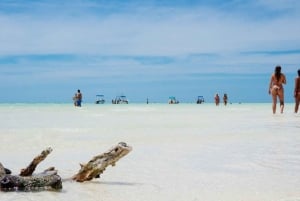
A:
[[0, 103, 299, 201]]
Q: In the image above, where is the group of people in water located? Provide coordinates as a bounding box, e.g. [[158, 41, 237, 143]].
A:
[[71, 66, 300, 114], [213, 65, 300, 114], [214, 93, 228, 106], [269, 66, 300, 114]]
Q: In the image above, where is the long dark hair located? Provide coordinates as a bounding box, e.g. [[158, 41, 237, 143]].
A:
[[275, 65, 281, 81]]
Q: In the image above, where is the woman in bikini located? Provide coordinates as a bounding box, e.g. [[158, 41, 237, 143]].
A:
[[294, 69, 300, 113], [214, 93, 220, 106], [268, 65, 286, 114]]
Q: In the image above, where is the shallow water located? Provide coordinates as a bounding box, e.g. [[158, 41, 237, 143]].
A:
[[0, 103, 300, 201]]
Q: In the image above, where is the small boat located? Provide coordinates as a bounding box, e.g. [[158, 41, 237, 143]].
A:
[[95, 95, 105, 104], [196, 96, 205, 104], [112, 95, 129, 104], [168, 96, 179, 104]]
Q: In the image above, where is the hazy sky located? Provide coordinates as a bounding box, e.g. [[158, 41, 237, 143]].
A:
[[0, 0, 300, 103]]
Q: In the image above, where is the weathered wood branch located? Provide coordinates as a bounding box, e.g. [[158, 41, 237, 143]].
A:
[[0, 163, 8, 178], [0, 142, 132, 191], [20, 147, 52, 176], [72, 142, 132, 182], [0, 163, 11, 177], [0, 151, 62, 191], [1, 169, 62, 191]]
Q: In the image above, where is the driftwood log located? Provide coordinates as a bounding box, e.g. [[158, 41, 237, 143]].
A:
[[0, 164, 62, 191], [0, 142, 132, 191], [20, 147, 53, 176], [0, 147, 62, 191], [72, 142, 132, 182]]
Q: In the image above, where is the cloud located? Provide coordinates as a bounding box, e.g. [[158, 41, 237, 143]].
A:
[[0, 0, 300, 56], [0, 0, 299, 80]]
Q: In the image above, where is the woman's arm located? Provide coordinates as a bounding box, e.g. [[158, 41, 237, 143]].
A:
[[268, 75, 273, 94], [282, 74, 287, 84]]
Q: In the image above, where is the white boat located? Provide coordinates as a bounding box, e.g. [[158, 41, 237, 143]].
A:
[[95, 95, 105, 104], [168, 96, 179, 104], [196, 96, 205, 104], [112, 95, 128, 104]]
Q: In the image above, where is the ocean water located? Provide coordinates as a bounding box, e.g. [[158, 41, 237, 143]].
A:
[[0, 103, 300, 201]]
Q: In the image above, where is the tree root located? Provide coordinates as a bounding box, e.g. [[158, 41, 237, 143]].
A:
[[0, 142, 132, 192]]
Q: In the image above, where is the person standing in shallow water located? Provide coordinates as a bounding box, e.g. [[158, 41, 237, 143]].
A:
[[72, 93, 77, 106], [75, 89, 82, 107], [214, 93, 220, 106], [294, 69, 300, 113], [223, 93, 228, 106], [268, 65, 286, 114]]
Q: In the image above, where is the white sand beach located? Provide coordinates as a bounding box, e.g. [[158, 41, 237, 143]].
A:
[[0, 103, 300, 201]]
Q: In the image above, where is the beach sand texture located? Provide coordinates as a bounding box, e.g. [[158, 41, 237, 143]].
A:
[[0, 103, 300, 201]]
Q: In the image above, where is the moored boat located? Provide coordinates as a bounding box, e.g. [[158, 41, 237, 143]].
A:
[[168, 96, 179, 104], [196, 96, 205, 104], [112, 95, 129, 104], [95, 95, 105, 104]]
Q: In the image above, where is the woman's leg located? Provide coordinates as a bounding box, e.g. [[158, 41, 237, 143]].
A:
[[272, 94, 277, 114], [295, 94, 300, 113], [278, 89, 284, 114], [271, 89, 278, 114]]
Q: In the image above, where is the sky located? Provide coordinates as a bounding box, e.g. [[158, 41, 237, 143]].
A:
[[0, 0, 300, 103]]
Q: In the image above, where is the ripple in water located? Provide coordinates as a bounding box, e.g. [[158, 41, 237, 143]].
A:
[[249, 142, 300, 171]]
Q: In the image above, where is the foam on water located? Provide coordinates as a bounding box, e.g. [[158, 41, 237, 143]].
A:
[[0, 103, 300, 201]]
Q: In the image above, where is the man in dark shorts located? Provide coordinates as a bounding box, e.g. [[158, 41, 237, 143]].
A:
[[76, 89, 82, 107]]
